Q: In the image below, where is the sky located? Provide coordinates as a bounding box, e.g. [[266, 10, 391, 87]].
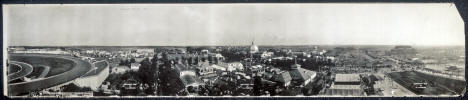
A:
[[3, 3, 465, 46]]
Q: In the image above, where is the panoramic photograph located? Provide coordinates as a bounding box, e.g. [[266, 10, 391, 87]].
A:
[[2, 4, 466, 97]]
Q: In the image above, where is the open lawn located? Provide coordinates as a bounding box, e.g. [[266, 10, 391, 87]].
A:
[[8, 64, 22, 75]]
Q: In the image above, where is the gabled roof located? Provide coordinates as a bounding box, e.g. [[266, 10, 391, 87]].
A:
[[271, 71, 292, 83], [261, 78, 277, 86], [263, 72, 274, 79], [289, 67, 316, 81]]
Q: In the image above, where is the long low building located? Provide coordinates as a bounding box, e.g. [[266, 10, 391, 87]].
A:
[[73, 60, 110, 91], [320, 88, 366, 96], [320, 74, 365, 96], [334, 74, 361, 85]]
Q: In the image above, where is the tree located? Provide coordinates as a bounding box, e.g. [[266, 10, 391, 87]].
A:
[[187, 86, 195, 93], [158, 58, 175, 95], [195, 57, 200, 65], [61, 83, 92, 92], [208, 56, 213, 63], [151, 54, 159, 63], [162, 52, 169, 60], [138, 58, 154, 85], [202, 57, 207, 62], [136, 58, 158, 95], [253, 76, 262, 96], [130, 58, 136, 63], [187, 57, 193, 66], [214, 57, 219, 64], [119, 59, 132, 67]]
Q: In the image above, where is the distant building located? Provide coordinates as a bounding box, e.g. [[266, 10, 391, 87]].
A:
[[165, 53, 224, 65], [196, 61, 214, 75], [81, 57, 96, 62], [8, 47, 25, 53], [326, 56, 335, 62], [290, 52, 307, 57], [210, 64, 226, 71], [389, 46, 418, 59], [201, 50, 210, 55], [379, 60, 398, 68], [208, 53, 225, 64], [229, 62, 244, 71], [112, 66, 130, 74], [250, 41, 259, 54], [130, 63, 140, 71], [219, 62, 244, 72], [136, 48, 154, 53], [251, 65, 265, 74], [261, 52, 274, 58], [11, 48, 70, 55], [121, 78, 140, 96]]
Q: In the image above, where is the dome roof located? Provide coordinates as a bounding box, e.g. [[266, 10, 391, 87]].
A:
[[250, 41, 259, 53]]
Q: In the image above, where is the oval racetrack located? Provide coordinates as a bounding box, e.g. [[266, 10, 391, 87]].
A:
[[8, 54, 92, 96], [8, 61, 34, 82]]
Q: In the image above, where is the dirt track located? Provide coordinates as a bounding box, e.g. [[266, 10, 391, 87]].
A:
[[7, 54, 92, 96]]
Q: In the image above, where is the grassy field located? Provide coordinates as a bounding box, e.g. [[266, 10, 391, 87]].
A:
[[25, 67, 44, 78], [388, 71, 466, 95], [8, 64, 21, 74]]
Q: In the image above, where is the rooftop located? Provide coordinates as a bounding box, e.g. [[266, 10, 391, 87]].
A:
[[320, 89, 366, 96], [198, 61, 210, 68], [289, 67, 316, 82], [330, 85, 361, 89], [335, 74, 360, 83], [166, 54, 206, 60], [271, 71, 292, 83]]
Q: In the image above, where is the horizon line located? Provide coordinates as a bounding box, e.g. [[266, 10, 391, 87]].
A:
[[7, 44, 466, 47]]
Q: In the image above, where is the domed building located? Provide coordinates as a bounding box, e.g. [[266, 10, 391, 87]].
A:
[[250, 41, 259, 54]]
